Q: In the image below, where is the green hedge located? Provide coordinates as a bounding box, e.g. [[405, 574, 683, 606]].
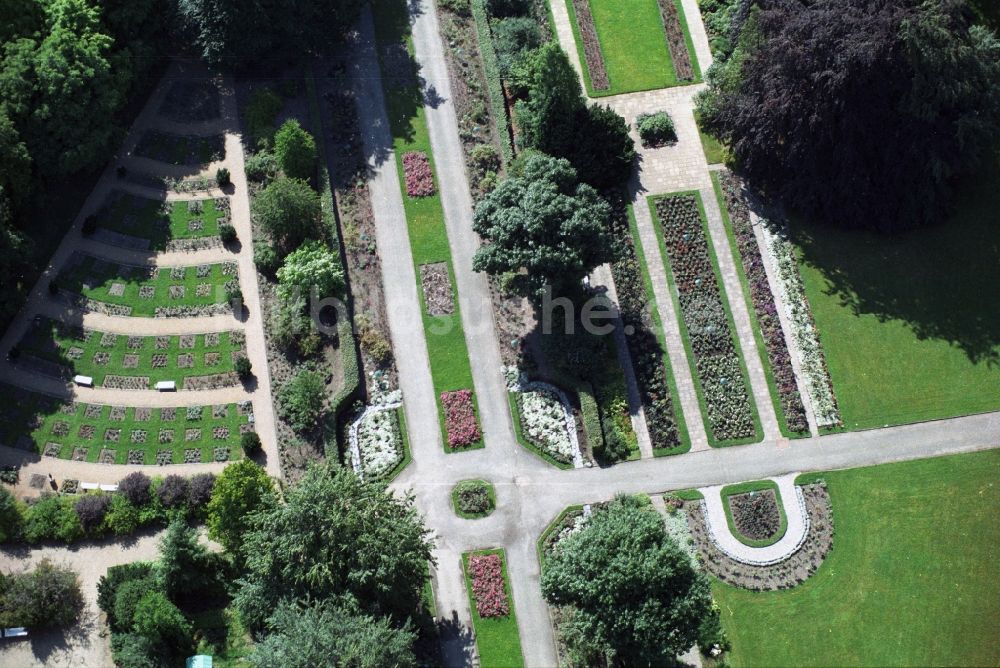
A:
[[471, 0, 514, 164], [305, 72, 362, 453], [577, 381, 604, 453]]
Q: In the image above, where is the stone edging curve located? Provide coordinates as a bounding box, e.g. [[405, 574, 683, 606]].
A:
[[506, 372, 584, 469]]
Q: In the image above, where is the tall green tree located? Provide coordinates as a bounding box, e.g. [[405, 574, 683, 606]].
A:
[[514, 43, 586, 163], [132, 591, 193, 659], [277, 240, 345, 301], [155, 519, 214, 600], [252, 176, 321, 251], [249, 600, 417, 668], [541, 496, 718, 666], [205, 460, 275, 554], [233, 464, 434, 630], [472, 152, 613, 297], [274, 119, 317, 181], [697, 0, 1000, 231]]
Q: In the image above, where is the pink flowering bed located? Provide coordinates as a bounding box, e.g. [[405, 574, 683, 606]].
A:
[[402, 151, 435, 197], [469, 553, 510, 618], [442, 389, 480, 448]]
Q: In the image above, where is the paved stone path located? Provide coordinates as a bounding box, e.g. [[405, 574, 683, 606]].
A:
[[0, 60, 281, 483], [700, 472, 809, 564]]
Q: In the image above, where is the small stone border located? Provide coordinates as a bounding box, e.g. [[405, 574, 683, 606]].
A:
[[505, 368, 584, 468], [703, 485, 809, 566]]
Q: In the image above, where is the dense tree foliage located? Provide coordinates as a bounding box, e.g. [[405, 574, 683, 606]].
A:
[[273, 119, 317, 181], [697, 0, 1000, 231], [0, 559, 83, 629], [205, 460, 275, 554], [541, 496, 718, 666], [249, 600, 418, 668], [177, 0, 363, 66], [252, 176, 321, 251], [232, 464, 433, 630], [277, 240, 345, 301], [472, 153, 613, 297], [155, 519, 215, 600]]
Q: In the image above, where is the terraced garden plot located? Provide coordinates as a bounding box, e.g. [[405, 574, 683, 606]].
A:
[[133, 129, 225, 165], [58, 253, 237, 317], [0, 384, 249, 464], [159, 80, 221, 123], [17, 319, 244, 389], [92, 191, 230, 251], [649, 192, 760, 446]]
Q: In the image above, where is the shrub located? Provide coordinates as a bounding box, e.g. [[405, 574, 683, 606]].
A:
[[22, 494, 82, 543], [0, 560, 83, 629], [187, 473, 216, 509], [468, 553, 509, 617], [81, 214, 97, 235], [119, 471, 151, 506], [441, 389, 481, 448], [454, 480, 494, 516], [274, 119, 317, 181], [637, 111, 676, 147], [241, 431, 262, 455], [235, 355, 252, 379], [98, 562, 154, 626], [402, 151, 435, 197], [0, 487, 23, 542], [253, 176, 321, 250], [245, 150, 278, 182], [277, 240, 345, 301], [488, 0, 530, 17], [253, 240, 281, 274], [493, 16, 541, 77], [155, 475, 190, 509], [440, 0, 470, 15], [246, 87, 283, 146], [278, 367, 327, 433], [225, 279, 243, 304], [570, 104, 636, 189], [219, 222, 237, 243], [113, 578, 155, 632], [358, 319, 393, 367], [74, 493, 112, 533], [133, 591, 193, 656], [105, 494, 142, 535], [216, 166, 231, 187]]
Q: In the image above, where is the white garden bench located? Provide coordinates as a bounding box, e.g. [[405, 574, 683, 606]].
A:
[[2, 627, 28, 639], [73, 375, 94, 387], [99, 484, 118, 492], [80, 482, 99, 491], [155, 380, 176, 391]]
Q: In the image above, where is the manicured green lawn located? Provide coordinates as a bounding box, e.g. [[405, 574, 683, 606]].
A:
[[59, 254, 235, 316], [462, 549, 525, 668], [95, 191, 228, 250], [789, 154, 1000, 430], [564, 0, 699, 96], [714, 450, 1000, 667], [375, 0, 483, 452], [0, 383, 248, 464], [19, 319, 242, 388]]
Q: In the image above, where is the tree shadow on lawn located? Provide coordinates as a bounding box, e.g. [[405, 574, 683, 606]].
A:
[[780, 150, 1000, 366]]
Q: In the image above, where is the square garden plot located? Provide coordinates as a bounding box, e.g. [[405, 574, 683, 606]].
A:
[[57, 252, 236, 317], [133, 130, 225, 166], [0, 383, 249, 465], [88, 190, 229, 251], [17, 318, 244, 388]]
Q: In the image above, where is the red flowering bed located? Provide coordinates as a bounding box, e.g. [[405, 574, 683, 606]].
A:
[[469, 553, 510, 618], [442, 389, 481, 448], [402, 151, 435, 197]]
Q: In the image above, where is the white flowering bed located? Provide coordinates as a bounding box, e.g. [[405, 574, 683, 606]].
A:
[[504, 367, 583, 468], [349, 392, 404, 479], [760, 223, 842, 428]]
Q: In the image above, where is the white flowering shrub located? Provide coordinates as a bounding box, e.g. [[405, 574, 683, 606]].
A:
[[518, 388, 574, 463], [355, 408, 403, 478]]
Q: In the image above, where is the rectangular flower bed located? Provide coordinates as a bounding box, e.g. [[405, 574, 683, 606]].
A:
[[607, 192, 684, 452], [656, 0, 695, 81], [571, 0, 611, 91], [717, 172, 809, 435], [468, 552, 510, 618], [402, 151, 435, 197], [653, 192, 757, 443], [516, 388, 574, 464], [442, 389, 481, 448], [356, 407, 404, 478]]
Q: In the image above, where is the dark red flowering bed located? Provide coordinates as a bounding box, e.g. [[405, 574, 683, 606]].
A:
[[656, 0, 695, 81], [442, 389, 481, 448], [469, 552, 510, 618], [719, 172, 808, 434], [571, 0, 611, 91], [402, 151, 435, 197]]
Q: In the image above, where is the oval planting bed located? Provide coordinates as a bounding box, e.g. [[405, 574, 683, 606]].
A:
[[722, 479, 788, 548]]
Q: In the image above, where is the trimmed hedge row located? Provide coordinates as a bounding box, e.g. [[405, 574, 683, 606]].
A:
[[471, 0, 515, 164]]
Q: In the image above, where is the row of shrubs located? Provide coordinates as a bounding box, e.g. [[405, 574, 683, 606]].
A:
[[0, 471, 215, 545]]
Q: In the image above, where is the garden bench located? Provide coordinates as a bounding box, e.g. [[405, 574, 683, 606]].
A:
[[99, 484, 118, 492], [80, 482, 99, 491], [2, 628, 28, 639], [155, 380, 176, 391], [73, 375, 94, 387]]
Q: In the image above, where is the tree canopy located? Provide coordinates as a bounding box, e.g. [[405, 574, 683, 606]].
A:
[[472, 152, 613, 297], [541, 496, 718, 666], [697, 0, 1000, 231], [252, 176, 321, 251], [205, 460, 275, 554], [274, 119, 317, 181], [232, 464, 433, 630], [277, 240, 345, 301]]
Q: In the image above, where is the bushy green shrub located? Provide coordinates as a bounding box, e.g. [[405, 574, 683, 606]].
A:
[[246, 87, 283, 147], [235, 355, 252, 379], [277, 240, 345, 301], [253, 240, 281, 274], [636, 111, 676, 147], [241, 431, 262, 454], [253, 176, 321, 250], [216, 166, 231, 187], [493, 16, 541, 76], [105, 494, 142, 536], [488, 0, 530, 17], [219, 223, 237, 244], [278, 366, 328, 433], [98, 562, 154, 627], [113, 578, 155, 632], [245, 150, 278, 182], [0, 486, 23, 543], [0, 559, 83, 629], [274, 119, 317, 181], [22, 493, 82, 543]]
